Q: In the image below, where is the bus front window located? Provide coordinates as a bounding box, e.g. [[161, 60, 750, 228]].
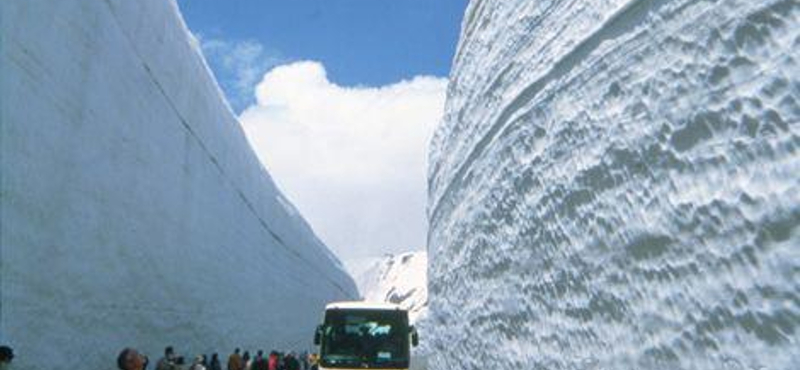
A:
[[320, 310, 409, 369]]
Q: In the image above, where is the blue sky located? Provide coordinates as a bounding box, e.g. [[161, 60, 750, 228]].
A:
[[176, 1, 466, 266], [178, 0, 467, 111]]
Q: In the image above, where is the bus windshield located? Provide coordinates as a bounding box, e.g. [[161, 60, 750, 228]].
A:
[[320, 309, 409, 369]]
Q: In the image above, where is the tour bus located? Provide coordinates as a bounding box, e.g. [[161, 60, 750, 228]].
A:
[[314, 301, 419, 370]]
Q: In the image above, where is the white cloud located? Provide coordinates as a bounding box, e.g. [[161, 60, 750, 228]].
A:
[[239, 61, 447, 262]]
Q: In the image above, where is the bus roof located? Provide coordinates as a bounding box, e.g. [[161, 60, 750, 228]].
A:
[[325, 301, 405, 311]]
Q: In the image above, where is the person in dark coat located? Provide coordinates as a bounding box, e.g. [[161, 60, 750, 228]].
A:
[[283, 353, 299, 370], [253, 351, 267, 370], [0, 345, 13, 370], [210, 353, 222, 370], [299, 352, 308, 370], [156, 346, 176, 370]]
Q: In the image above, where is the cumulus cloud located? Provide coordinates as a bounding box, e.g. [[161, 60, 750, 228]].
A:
[[239, 61, 447, 262]]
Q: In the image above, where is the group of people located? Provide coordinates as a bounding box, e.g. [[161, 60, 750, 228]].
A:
[[225, 348, 316, 370], [117, 346, 320, 370]]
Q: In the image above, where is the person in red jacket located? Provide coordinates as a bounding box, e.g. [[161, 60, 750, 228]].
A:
[[267, 352, 278, 370]]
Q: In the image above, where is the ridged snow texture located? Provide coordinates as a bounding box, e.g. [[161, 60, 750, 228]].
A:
[[427, 0, 799, 369], [0, 0, 357, 369]]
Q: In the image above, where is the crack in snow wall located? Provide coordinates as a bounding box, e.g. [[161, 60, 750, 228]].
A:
[[427, 0, 799, 369], [0, 0, 358, 368]]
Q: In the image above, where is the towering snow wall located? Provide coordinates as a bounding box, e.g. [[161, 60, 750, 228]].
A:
[[428, 0, 799, 369], [0, 0, 357, 368]]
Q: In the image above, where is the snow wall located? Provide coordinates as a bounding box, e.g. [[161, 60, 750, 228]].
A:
[[0, 0, 357, 368], [427, 0, 799, 369]]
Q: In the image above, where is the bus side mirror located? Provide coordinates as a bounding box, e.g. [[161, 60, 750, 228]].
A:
[[314, 325, 322, 345], [410, 326, 419, 347]]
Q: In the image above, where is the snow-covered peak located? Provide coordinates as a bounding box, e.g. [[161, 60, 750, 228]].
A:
[[356, 251, 428, 323]]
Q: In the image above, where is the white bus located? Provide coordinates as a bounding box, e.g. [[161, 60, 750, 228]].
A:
[[314, 302, 419, 370]]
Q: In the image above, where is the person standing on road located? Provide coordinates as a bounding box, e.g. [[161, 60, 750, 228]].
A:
[[254, 351, 267, 370], [283, 353, 299, 370], [242, 351, 252, 370], [0, 346, 14, 370], [227, 348, 242, 370], [299, 352, 308, 370], [174, 356, 187, 370], [307, 353, 318, 370], [190, 355, 207, 370], [118, 348, 149, 370], [276, 352, 285, 370], [156, 346, 177, 370], [210, 353, 222, 370]]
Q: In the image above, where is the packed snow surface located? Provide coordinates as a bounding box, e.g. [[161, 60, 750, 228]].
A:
[[427, 0, 799, 369], [0, 0, 357, 369]]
